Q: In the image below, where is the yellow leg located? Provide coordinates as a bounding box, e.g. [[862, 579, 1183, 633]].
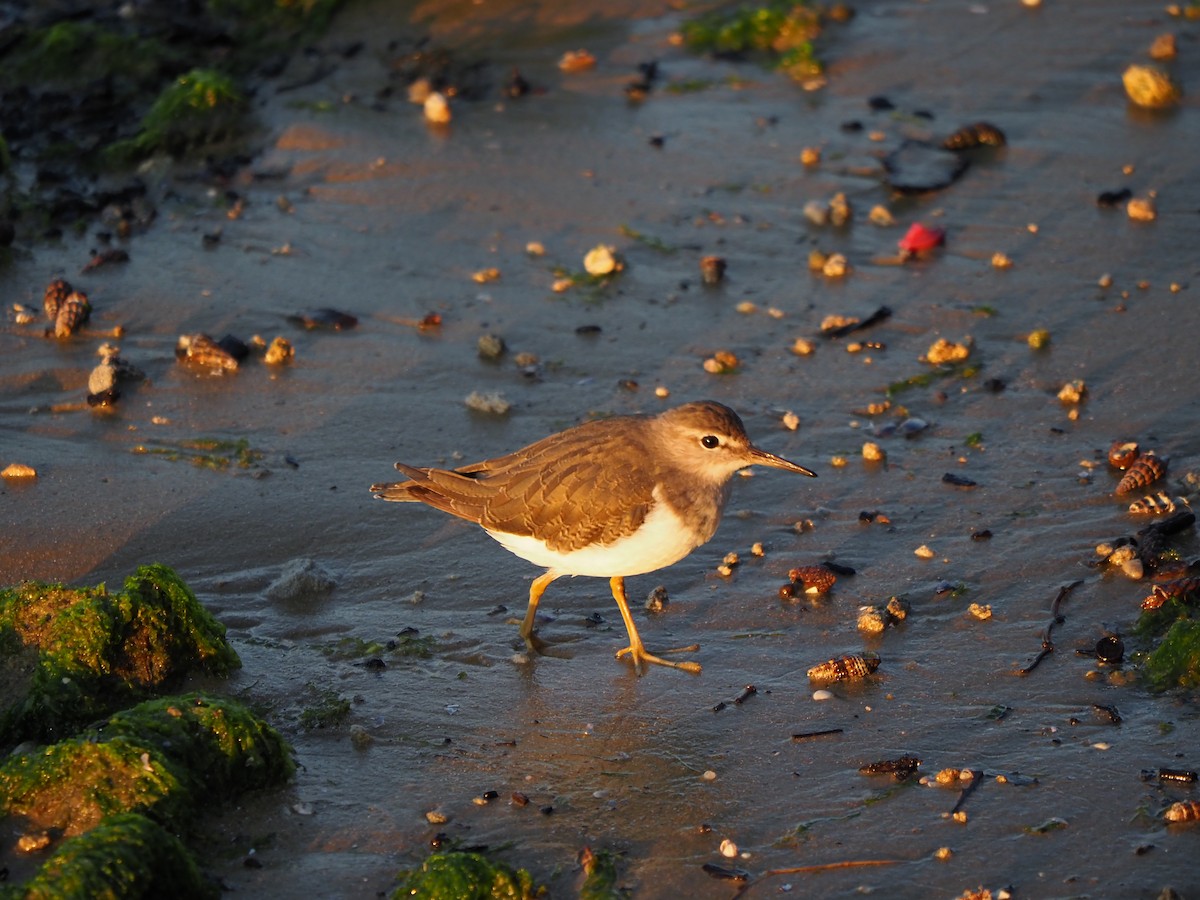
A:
[[520, 571, 560, 654], [610, 576, 702, 674]]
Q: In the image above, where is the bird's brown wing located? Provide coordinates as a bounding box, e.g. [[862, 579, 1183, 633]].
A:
[[376, 418, 660, 553]]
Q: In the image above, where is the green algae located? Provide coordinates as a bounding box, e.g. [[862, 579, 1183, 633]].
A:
[[578, 848, 623, 900], [0, 564, 240, 748], [299, 685, 352, 730], [0, 694, 292, 837], [1143, 619, 1200, 691], [132, 437, 265, 470], [393, 851, 539, 900], [8, 812, 216, 900], [680, 1, 829, 81]]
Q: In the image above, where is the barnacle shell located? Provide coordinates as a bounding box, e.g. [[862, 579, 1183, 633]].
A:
[[43, 278, 72, 321], [807, 652, 880, 683], [1107, 440, 1140, 469], [54, 291, 91, 338], [176, 333, 239, 372], [1164, 800, 1200, 823], [1116, 453, 1167, 495]]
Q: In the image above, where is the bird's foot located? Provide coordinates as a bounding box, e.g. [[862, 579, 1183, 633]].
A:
[[521, 631, 576, 660], [615, 642, 702, 674]]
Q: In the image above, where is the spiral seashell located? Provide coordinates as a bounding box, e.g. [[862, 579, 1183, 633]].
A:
[[807, 652, 880, 683], [1128, 492, 1177, 515], [176, 333, 239, 372], [54, 290, 91, 338], [1107, 439, 1139, 470], [1141, 577, 1200, 610], [44, 278, 72, 321], [1164, 800, 1200, 824], [1116, 453, 1167, 495], [787, 565, 836, 595], [942, 121, 1007, 151]]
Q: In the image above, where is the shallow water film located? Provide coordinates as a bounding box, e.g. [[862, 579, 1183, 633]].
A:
[[3, 0, 1200, 897]]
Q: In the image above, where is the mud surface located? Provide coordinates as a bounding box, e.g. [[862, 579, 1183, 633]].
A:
[[3, 1, 1200, 896]]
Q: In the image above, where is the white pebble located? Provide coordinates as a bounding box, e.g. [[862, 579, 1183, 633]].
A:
[[719, 838, 739, 858], [812, 689, 834, 701]]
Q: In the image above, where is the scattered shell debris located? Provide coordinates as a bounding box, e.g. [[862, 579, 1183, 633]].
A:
[[923, 337, 971, 365], [472, 267, 501, 283], [862, 442, 885, 462], [702, 350, 739, 374], [968, 603, 992, 621], [176, 333, 240, 373], [790, 337, 816, 356], [1057, 379, 1086, 405], [991, 252, 1013, 269]]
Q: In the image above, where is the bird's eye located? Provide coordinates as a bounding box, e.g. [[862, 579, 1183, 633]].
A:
[[701, 435, 720, 449]]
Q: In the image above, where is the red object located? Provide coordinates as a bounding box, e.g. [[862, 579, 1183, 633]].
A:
[[898, 222, 946, 254]]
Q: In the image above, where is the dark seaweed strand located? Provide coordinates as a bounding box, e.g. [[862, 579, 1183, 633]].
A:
[[1019, 580, 1083, 676], [949, 770, 984, 815]]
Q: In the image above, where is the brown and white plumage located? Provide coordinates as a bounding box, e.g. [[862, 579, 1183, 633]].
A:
[[370, 401, 816, 673]]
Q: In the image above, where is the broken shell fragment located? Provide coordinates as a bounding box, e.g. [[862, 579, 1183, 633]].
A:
[[1122, 64, 1181, 109], [702, 350, 739, 374], [176, 334, 239, 372], [583, 244, 622, 276], [924, 337, 971, 365], [786, 565, 836, 596], [1057, 379, 1087, 404], [558, 49, 597, 72], [700, 255, 727, 285], [1, 463, 37, 479], [857, 606, 886, 635], [821, 253, 849, 277], [1108, 440, 1140, 469], [1116, 453, 1167, 495], [423, 91, 451, 124], [1141, 577, 1200, 611], [54, 291, 91, 338], [264, 336, 294, 365], [807, 652, 880, 683], [1126, 196, 1157, 222]]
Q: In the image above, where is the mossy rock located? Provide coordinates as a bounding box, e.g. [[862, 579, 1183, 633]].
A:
[[7, 812, 216, 900], [0, 564, 240, 748], [393, 851, 539, 900], [1144, 618, 1200, 691], [0, 694, 292, 837]]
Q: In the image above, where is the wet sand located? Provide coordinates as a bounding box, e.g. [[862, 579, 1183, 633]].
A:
[[3, 0, 1200, 896]]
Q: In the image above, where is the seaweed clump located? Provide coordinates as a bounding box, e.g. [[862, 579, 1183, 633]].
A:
[[679, 1, 850, 83], [0, 563, 241, 748], [392, 851, 539, 900]]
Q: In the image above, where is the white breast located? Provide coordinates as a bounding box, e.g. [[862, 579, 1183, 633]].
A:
[[484, 489, 708, 578]]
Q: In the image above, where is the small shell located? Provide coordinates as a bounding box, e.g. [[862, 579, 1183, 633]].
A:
[[1141, 577, 1200, 610], [423, 91, 451, 124], [54, 291, 91, 338], [583, 244, 621, 276], [176, 333, 239, 372], [1128, 492, 1177, 515], [263, 336, 294, 365], [1116, 454, 1167, 495], [1107, 440, 1140, 470], [699, 255, 727, 285], [924, 337, 970, 365], [942, 121, 1007, 150], [807, 653, 880, 683], [787, 565, 836, 595], [43, 278, 72, 321], [857, 606, 886, 635], [1164, 800, 1200, 824], [1123, 64, 1180, 109]]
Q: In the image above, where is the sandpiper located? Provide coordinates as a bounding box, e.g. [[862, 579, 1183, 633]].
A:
[[369, 401, 816, 673]]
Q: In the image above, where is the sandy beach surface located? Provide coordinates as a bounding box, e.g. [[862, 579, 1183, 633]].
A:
[[4, 0, 1200, 896]]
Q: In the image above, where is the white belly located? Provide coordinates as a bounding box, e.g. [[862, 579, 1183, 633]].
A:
[[485, 499, 705, 578]]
